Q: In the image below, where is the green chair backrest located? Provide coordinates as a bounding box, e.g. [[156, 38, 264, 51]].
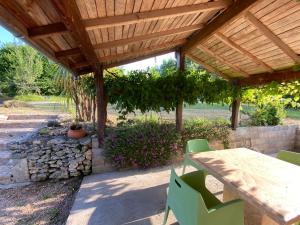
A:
[[186, 139, 211, 153], [167, 169, 220, 224], [277, 150, 300, 166]]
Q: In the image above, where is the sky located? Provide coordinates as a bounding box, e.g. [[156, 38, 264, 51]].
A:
[[0, 25, 175, 70]]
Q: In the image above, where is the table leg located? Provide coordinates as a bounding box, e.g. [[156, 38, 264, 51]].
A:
[[223, 185, 279, 225]]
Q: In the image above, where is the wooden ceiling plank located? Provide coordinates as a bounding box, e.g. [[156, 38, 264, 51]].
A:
[[99, 38, 186, 62], [186, 54, 230, 80], [244, 11, 300, 65], [215, 31, 273, 73], [83, 1, 229, 30], [183, 0, 259, 53], [51, 0, 98, 69], [198, 44, 249, 77]]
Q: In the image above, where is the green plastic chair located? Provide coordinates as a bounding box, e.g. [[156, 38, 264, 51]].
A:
[[277, 150, 300, 166], [163, 169, 244, 225], [182, 139, 213, 174]]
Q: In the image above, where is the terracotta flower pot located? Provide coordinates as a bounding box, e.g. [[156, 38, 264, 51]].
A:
[[67, 128, 86, 139]]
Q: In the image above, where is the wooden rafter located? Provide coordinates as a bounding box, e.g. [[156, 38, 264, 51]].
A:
[[186, 54, 230, 80], [0, 3, 75, 74], [51, 0, 98, 69], [244, 12, 300, 65], [55, 47, 81, 58], [83, 1, 229, 30], [94, 24, 202, 50], [54, 24, 202, 58], [197, 44, 249, 77], [99, 39, 186, 63], [214, 32, 273, 73], [183, 0, 259, 53], [28, 23, 67, 39], [236, 70, 300, 86]]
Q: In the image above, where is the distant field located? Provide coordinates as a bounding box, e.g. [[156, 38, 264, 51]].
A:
[[2, 95, 300, 121]]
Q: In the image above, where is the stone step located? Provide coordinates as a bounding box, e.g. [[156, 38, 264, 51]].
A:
[[7, 114, 57, 120], [0, 119, 48, 129], [0, 151, 12, 165]]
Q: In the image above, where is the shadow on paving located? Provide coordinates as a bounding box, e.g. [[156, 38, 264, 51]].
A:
[[66, 168, 181, 225]]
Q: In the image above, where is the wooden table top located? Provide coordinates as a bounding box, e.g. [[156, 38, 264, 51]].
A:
[[189, 148, 300, 225]]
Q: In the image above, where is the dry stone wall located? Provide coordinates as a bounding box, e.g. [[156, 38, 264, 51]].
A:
[[9, 128, 92, 181]]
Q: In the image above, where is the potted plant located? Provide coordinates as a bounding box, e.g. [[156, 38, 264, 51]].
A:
[[67, 122, 87, 139]]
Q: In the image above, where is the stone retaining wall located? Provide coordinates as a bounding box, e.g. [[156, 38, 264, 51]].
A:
[[9, 136, 92, 181], [210, 125, 298, 154]]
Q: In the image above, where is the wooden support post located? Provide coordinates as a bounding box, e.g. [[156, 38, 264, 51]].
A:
[[94, 64, 106, 147], [176, 48, 185, 132], [231, 96, 240, 130]]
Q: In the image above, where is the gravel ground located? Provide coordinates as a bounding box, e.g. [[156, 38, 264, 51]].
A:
[[0, 177, 82, 225]]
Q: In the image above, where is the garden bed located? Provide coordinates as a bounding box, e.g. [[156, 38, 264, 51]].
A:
[[0, 177, 82, 225]]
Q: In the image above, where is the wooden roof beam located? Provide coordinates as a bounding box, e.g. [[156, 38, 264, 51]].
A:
[[183, 0, 259, 53], [236, 70, 300, 87], [55, 47, 81, 58], [197, 44, 249, 77], [186, 54, 230, 80], [54, 24, 202, 58], [94, 24, 203, 50], [214, 32, 273, 73], [51, 0, 99, 71], [28, 22, 67, 39], [245, 12, 300, 65], [83, 1, 229, 30], [100, 39, 186, 63]]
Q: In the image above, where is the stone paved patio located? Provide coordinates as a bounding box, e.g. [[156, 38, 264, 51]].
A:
[[66, 166, 223, 225]]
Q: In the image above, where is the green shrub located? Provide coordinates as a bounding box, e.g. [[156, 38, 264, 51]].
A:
[[105, 118, 230, 169], [182, 118, 230, 149], [249, 103, 286, 126], [3, 100, 29, 108]]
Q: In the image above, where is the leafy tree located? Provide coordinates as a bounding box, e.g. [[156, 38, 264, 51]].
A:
[[37, 56, 60, 95], [9, 45, 43, 94]]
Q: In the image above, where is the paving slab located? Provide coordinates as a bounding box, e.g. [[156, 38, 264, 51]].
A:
[[66, 166, 223, 225]]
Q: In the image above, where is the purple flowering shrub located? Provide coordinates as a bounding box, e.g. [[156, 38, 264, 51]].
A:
[[105, 121, 180, 168], [105, 118, 230, 169]]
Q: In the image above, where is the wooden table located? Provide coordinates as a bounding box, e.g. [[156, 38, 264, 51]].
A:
[[189, 148, 300, 225]]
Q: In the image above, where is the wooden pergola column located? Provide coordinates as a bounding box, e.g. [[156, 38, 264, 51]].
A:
[[175, 48, 185, 132], [94, 64, 106, 147], [231, 84, 241, 130]]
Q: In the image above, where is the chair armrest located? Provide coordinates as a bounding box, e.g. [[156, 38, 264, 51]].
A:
[[208, 199, 244, 225]]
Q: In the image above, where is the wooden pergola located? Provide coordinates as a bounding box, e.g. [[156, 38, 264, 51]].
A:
[[0, 0, 299, 146]]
